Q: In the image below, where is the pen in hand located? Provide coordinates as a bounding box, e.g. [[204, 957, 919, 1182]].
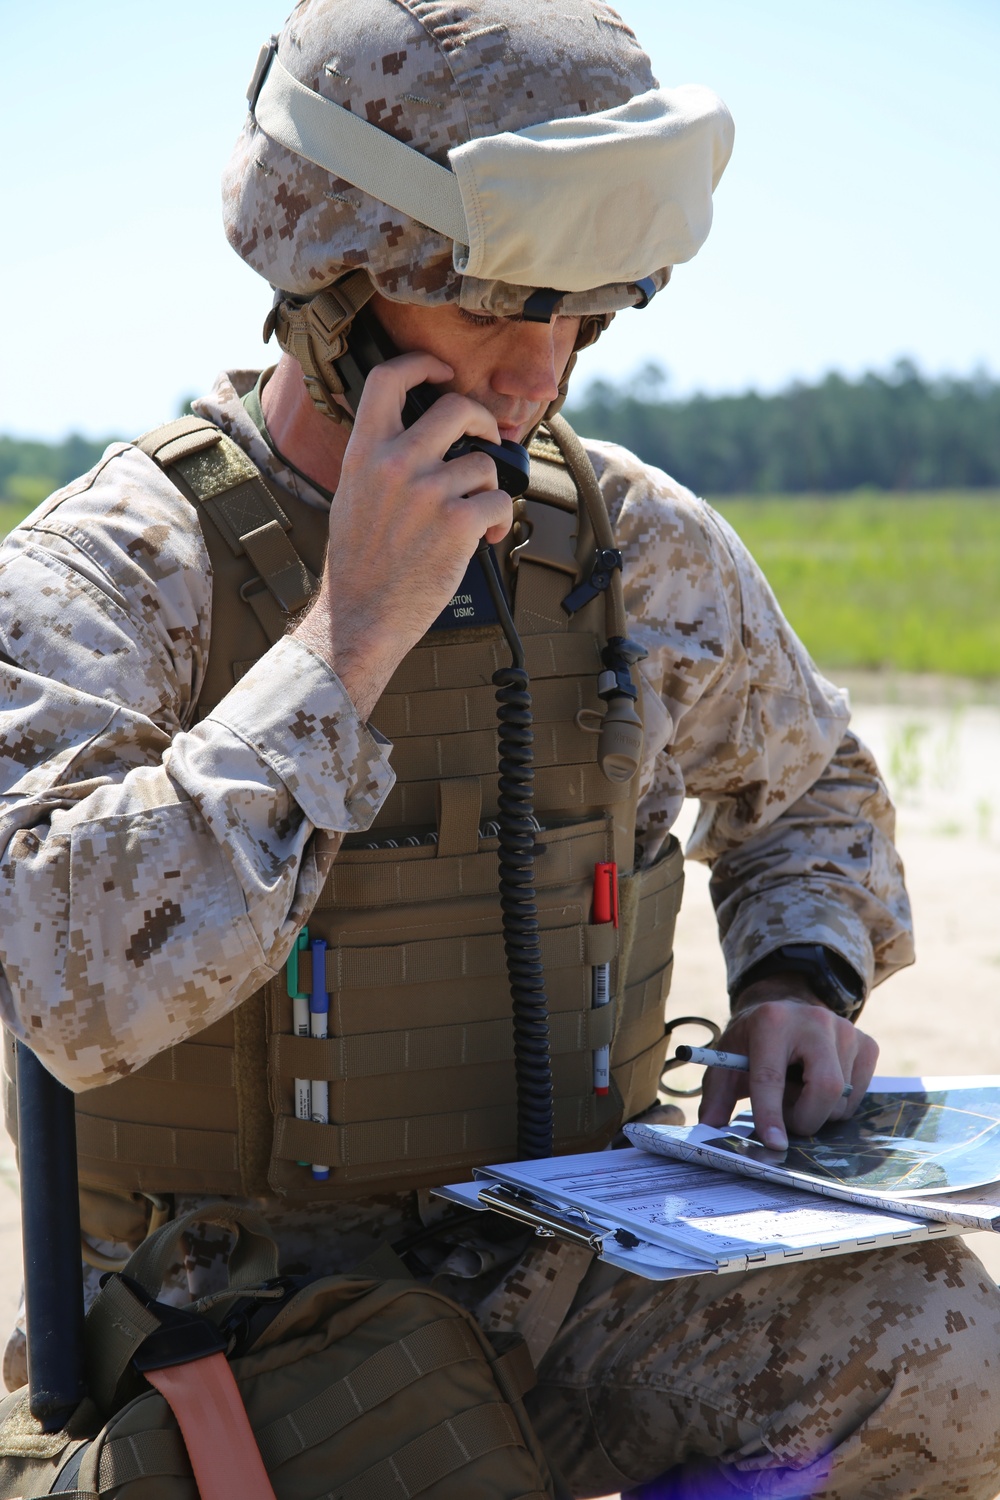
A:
[[674, 1044, 854, 1099]]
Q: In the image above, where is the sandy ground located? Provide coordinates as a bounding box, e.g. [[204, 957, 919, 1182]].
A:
[[1, 672, 998, 1491]]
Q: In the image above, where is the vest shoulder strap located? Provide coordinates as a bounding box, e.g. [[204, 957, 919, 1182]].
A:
[[136, 416, 322, 649], [525, 427, 578, 511], [136, 416, 330, 723]]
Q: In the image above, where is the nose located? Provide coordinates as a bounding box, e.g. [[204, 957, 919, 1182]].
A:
[[491, 320, 564, 407]]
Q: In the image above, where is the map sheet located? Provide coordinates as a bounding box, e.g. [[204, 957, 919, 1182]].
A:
[[627, 1076, 1000, 1231]]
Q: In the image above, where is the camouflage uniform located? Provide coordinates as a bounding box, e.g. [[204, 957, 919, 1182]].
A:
[[2, 372, 997, 1498], [0, 370, 912, 1087]]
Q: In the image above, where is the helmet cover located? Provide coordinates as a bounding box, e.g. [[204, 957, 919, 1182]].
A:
[[223, 0, 733, 316]]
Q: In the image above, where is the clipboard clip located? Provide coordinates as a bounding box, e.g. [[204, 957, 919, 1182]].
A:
[[477, 1183, 606, 1253]]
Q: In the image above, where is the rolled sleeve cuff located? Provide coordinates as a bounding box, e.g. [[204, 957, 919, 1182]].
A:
[[207, 635, 394, 833], [722, 887, 876, 1000]]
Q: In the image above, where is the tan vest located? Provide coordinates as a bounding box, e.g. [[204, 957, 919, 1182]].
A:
[[5, 415, 684, 1205]]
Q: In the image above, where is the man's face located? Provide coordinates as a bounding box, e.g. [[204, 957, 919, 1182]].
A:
[[371, 294, 581, 445]]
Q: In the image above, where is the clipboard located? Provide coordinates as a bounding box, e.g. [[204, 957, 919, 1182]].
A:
[[434, 1147, 962, 1282]]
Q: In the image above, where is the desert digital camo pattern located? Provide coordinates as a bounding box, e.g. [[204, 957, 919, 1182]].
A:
[[0, 388, 393, 1092], [596, 441, 915, 997], [0, 371, 910, 1091], [7, 1233, 999, 1496], [528, 1237, 1000, 1498], [6, 1238, 999, 1500], [0, 369, 933, 1485], [223, 0, 671, 315]]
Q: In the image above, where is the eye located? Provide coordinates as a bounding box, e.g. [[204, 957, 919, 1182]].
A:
[[458, 309, 500, 329]]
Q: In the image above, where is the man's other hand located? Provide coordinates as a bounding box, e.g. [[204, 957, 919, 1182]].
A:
[[697, 977, 879, 1151]]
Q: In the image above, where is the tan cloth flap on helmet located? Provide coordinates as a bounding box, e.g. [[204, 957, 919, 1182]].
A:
[[451, 85, 734, 288]]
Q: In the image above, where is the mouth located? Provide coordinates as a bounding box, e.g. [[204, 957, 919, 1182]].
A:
[[497, 411, 541, 444]]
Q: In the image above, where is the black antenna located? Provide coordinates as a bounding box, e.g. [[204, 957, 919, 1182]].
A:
[[16, 1043, 87, 1428]]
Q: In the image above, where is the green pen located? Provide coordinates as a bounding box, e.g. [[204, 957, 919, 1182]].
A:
[[285, 927, 311, 1164]]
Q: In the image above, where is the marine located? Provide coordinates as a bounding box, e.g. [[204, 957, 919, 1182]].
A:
[[1, 1, 999, 1495]]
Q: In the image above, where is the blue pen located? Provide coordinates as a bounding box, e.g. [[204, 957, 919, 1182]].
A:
[[309, 937, 330, 1182], [285, 926, 311, 1166]]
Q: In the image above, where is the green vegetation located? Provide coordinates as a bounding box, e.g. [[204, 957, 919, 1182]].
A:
[[0, 500, 35, 536], [566, 362, 1000, 494], [2, 483, 992, 678], [713, 492, 1000, 678], [1, 362, 997, 678], [0, 434, 117, 521]]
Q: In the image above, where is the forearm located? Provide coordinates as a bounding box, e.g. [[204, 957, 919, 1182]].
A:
[[289, 354, 513, 721], [703, 730, 914, 998]]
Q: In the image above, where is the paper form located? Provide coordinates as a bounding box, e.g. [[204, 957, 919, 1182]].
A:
[[469, 1148, 957, 1272]]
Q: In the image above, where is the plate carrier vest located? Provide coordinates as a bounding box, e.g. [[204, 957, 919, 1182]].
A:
[[5, 413, 684, 1208]]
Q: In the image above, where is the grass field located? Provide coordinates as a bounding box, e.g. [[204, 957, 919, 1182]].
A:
[[712, 491, 1000, 679], [1, 491, 997, 679], [0, 502, 34, 538]]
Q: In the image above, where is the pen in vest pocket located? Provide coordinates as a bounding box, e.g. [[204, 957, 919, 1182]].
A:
[[310, 936, 331, 1182], [286, 927, 312, 1167], [592, 861, 618, 1095]]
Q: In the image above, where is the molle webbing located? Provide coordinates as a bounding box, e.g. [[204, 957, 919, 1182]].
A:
[[61, 417, 684, 1205], [68, 415, 329, 1199]]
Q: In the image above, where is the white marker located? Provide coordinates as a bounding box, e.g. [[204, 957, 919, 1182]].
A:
[[674, 1044, 853, 1098]]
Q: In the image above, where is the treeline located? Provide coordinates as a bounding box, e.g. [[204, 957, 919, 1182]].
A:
[[3, 361, 999, 502], [0, 434, 117, 508], [564, 360, 1000, 494]]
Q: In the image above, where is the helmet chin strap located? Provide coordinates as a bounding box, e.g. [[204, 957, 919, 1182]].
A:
[[265, 271, 376, 423]]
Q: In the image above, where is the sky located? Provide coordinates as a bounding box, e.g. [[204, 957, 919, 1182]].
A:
[[1, 0, 997, 440]]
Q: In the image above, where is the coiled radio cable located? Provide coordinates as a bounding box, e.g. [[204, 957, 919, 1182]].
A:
[[477, 541, 554, 1159]]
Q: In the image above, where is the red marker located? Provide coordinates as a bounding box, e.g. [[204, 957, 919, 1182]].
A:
[[592, 861, 618, 1094]]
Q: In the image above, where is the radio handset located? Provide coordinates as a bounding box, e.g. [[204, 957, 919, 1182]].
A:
[[338, 305, 532, 499]]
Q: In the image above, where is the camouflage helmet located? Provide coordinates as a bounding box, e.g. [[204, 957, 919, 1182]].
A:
[[222, 0, 733, 414]]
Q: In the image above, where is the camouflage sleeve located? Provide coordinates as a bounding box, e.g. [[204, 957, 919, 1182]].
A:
[[588, 439, 913, 998], [0, 445, 394, 1090]]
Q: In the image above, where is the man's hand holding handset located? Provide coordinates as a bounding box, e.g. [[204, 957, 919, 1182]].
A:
[[293, 352, 512, 719]]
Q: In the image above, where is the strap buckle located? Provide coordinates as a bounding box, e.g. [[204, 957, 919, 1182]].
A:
[[562, 547, 623, 615], [308, 270, 376, 340], [247, 36, 278, 117], [521, 287, 566, 324], [118, 1275, 228, 1374], [632, 276, 657, 309], [597, 635, 647, 704]]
